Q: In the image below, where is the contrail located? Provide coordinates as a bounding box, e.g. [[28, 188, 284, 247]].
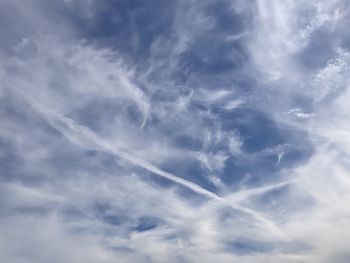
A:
[[45, 111, 282, 234], [18, 90, 282, 233], [27, 97, 221, 201]]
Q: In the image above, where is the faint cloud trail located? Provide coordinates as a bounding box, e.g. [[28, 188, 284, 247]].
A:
[[16, 88, 282, 234]]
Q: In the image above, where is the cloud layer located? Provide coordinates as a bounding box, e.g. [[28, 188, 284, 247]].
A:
[[1, 0, 350, 262]]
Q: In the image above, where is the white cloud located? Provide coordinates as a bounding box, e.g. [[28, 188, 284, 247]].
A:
[[1, 0, 350, 262]]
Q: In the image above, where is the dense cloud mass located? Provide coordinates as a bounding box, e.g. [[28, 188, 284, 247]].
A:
[[0, 0, 350, 262]]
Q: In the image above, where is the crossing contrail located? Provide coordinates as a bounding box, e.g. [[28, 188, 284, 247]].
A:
[[18, 89, 282, 234]]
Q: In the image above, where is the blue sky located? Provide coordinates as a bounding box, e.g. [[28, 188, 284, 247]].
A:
[[1, 0, 350, 262]]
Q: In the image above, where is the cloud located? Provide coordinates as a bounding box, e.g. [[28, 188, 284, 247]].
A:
[[1, 0, 350, 262]]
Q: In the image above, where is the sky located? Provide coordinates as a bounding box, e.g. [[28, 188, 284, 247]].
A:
[[0, 0, 350, 262]]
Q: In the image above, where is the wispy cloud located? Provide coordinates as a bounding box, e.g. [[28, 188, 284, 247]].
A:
[[1, 0, 350, 262]]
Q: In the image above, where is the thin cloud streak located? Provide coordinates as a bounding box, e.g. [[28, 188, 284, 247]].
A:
[[17, 86, 283, 234]]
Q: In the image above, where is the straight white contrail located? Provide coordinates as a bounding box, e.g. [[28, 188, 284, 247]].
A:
[[22, 93, 220, 200], [17, 90, 281, 233], [45, 110, 282, 234]]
